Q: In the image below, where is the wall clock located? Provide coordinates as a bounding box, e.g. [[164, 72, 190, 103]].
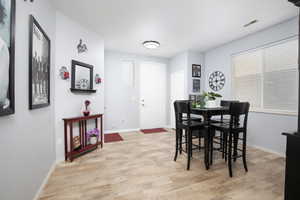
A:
[[208, 71, 225, 91]]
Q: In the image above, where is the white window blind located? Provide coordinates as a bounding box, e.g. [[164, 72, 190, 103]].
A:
[[232, 38, 298, 114]]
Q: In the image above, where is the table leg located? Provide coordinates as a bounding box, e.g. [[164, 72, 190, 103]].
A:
[[205, 127, 210, 170], [101, 116, 103, 148], [228, 132, 233, 177], [95, 118, 99, 148], [70, 123, 73, 162], [187, 128, 192, 170], [64, 122, 68, 161]]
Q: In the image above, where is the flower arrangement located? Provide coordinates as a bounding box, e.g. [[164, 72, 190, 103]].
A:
[[86, 128, 100, 145], [203, 92, 222, 101], [86, 128, 100, 138], [191, 92, 222, 108], [85, 100, 90, 110]]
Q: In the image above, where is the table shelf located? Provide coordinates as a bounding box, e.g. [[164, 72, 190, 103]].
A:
[[63, 114, 103, 162]]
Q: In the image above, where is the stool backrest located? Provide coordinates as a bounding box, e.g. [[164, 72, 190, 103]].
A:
[[174, 100, 191, 123], [229, 102, 250, 129], [221, 100, 239, 107]]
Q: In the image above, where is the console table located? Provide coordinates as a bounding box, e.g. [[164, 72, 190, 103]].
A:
[[63, 114, 103, 162]]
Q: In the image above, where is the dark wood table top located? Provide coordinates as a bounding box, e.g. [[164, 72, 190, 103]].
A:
[[191, 106, 229, 120], [191, 106, 229, 112], [63, 114, 103, 122]]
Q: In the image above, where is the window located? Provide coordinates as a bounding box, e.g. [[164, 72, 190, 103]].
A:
[[232, 38, 298, 114]]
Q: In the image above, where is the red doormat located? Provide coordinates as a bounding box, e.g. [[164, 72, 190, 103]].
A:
[[141, 128, 167, 134], [104, 133, 123, 143]]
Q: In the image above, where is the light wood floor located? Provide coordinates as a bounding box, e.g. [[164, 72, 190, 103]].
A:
[[39, 129, 285, 200]]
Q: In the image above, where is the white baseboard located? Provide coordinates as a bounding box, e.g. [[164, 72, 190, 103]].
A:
[[104, 128, 140, 134], [249, 144, 285, 158], [104, 126, 171, 134], [33, 161, 57, 200], [164, 124, 173, 129]]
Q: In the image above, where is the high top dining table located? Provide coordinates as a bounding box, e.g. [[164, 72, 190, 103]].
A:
[[191, 106, 229, 122], [190, 106, 230, 166]]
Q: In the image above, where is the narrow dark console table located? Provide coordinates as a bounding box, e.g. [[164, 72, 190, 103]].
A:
[[282, 132, 300, 200], [63, 114, 103, 162]]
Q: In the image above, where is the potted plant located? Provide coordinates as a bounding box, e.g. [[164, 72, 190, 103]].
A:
[[87, 128, 100, 145], [203, 92, 222, 108]]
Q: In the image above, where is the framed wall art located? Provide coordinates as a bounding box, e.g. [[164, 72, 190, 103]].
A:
[[192, 79, 201, 93], [192, 64, 201, 78], [0, 0, 15, 116], [29, 15, 51, 110], [71, 60, 96, 93]]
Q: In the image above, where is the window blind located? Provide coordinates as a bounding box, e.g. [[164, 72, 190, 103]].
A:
[[232, 38, 298, 114]]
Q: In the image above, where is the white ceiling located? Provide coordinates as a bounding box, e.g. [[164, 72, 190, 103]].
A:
[[52, 0, 298, 58]]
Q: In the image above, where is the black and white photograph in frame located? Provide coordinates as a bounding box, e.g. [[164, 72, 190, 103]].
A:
[[192, 79, 201, 93], [192, 64, 201, 78], [29, 15, 51, 110], [0, 0, 15, 116]]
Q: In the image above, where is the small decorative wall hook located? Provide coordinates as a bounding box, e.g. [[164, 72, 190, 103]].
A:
[[59, 66, 70, 80], [95, 74, 101, 84], [77, 39, 88, 54]]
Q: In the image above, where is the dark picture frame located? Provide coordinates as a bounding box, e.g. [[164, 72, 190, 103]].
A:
[[192, 64, 201, 78], [192, 79, 201, 93], [29, 15, 51, 110], [71, 60, 96, 93], [0, 0, 15, 117]]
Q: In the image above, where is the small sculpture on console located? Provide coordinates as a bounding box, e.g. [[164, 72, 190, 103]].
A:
[[82, 100, 91, 116]]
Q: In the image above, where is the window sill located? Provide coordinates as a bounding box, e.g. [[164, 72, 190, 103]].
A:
[[250, 108, 298, 116]]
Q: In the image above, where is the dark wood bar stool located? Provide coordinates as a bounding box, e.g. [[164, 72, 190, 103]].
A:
[[211, 100, 239, 123], [173, 100, 210, 170], [212, 100, 239, 160], [210, 102, 250, 177]]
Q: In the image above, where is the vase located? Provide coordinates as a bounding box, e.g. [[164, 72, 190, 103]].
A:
[[83, 110, 90, 116], [206, 100, 217, 108], [89, 136, 98, 145]]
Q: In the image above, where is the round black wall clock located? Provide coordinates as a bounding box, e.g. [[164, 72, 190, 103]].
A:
[[208, 71, 225, 91]]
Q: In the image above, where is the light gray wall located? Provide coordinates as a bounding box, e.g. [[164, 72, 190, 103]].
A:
[[55, 12, 105, 162], [168, 51, 205, 98], [187, 51, 205, 94], [0, 0, 56, 200], [204, 17, 298, 155], [168, 52, 189, 98], [168, 51, 205, 126], [104, 50, 169, 132]]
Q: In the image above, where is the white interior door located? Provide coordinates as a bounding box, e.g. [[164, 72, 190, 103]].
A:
[[170, 70, 185, 128], [140, 62, 167, 129]]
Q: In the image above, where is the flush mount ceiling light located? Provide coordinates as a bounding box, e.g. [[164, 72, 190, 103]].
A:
[[243, 19, 259, 27], [143, 41, 160, 49]]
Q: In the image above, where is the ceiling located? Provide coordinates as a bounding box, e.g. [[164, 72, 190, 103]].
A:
[[52, 0, 298, 58]]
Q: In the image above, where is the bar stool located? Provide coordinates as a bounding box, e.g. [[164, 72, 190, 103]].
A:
[[173, 100, 210, 170], [212, 100, 239, 159], [210, 102, 250, 177]]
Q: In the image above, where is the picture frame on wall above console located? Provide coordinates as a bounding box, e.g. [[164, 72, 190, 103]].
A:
[[71, 60, 96, 93], [192, 79, 201, 93], [0, 0, 15, 116], [192, 64, 201, 78], [29, 15, 51, 110]]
